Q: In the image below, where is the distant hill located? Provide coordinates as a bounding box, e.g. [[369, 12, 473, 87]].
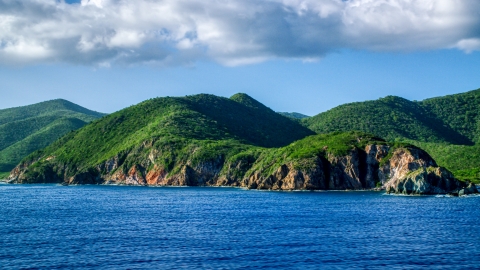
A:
[[0, 99, 104, 176], [303, 88, 480, 182], [277, 112, 310, 119], [0, 99, 103, 125]]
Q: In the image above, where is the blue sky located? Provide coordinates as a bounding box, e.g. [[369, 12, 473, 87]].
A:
[[1, 0, 480, 115]]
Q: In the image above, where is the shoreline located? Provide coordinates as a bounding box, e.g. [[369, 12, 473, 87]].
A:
[[3, 182, 480, 197], [3, 179, 479, 196], [0, 179, 385, 191]]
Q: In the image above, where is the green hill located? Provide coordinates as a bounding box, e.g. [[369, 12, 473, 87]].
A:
[[5, 91, 479, 186], [14, 94, 313, 178], [0, 99, 104, 177], [303, 88, 480, 182], [0, 99, 103, 124]]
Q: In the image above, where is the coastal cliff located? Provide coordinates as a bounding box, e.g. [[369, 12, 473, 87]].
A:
[[8, 132, 470, 195]]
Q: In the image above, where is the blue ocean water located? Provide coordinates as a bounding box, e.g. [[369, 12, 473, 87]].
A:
[[0, 185, 479, 269]]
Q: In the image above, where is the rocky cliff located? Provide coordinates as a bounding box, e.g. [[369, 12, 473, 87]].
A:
[[8, 133, 471, 195]]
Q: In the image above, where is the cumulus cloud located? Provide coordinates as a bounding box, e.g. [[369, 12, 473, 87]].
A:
[[1, 0, 480, 66]]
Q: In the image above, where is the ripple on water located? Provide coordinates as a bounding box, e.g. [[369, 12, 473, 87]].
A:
[[0, 185, 479, 269]]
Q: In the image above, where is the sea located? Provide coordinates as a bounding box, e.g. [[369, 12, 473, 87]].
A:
[[1, 184, 479, 269]]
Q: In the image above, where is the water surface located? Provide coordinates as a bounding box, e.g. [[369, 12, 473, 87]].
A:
[[1, 185, 479, 269]]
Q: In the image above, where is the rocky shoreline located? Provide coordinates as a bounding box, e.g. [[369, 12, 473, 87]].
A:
[[8, 142, 478, 196], [2, 179, 478, 197]]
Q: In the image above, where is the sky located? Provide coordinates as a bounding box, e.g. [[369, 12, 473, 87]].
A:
[[1, 0, 480, 116]]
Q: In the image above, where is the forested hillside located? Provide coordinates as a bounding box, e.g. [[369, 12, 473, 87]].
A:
[[0, 99, 104, 177], [303, 88, 480, 182], [9, 93, 314, 184], [420, 88, 480, 143], [303, 96, 471, 144]]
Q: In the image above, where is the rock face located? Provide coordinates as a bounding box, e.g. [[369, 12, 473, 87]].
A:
[[8, 143, 471, 195], [381, 148, 472, 195], [365, 145, 389, 188], [385, 167, 464, 195], [458, 183, 479, 196], [243, 158, 327, 190]]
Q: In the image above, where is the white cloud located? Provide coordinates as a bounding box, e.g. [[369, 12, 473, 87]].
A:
[[0, 0, 479, 66], [455, 38, 480, 53]]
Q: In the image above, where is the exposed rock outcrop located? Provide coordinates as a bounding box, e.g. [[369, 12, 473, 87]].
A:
[[243, 158, 327, 191], [385, 167, 465, 195], [458, 183, 479, 196], [382, 148, 469, 195], [365, 145, 389, 188], [8, 142, 472, 195], [327, 151, 363, 190]]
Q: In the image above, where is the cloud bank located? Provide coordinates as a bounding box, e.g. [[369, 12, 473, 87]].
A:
[[1, 0, 480, 66]]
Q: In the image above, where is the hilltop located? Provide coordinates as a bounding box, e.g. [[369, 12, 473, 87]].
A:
[[0, 99, 103, 125], [277, 112, 310, 119], [0, 99, 104, 177]]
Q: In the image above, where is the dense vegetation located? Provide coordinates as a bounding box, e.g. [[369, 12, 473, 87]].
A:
[[0, 118, 86, 172], [0, 99, 104, 175], [304, 88, 480, 182], [420, 88, 480, 143], [18, 94, 314, 179], [303, 95, 471, 144], [189, 94, 314, 147]]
